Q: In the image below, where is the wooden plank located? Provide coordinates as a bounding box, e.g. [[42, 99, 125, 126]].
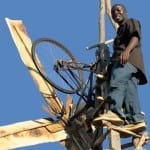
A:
[[133, 132, 148, 150], [109, 129, 121, 150], [102, 120, 142, 138], [5, 18, 63, 115], [0, 118, 68, 149], [0, 118, 54, 137]]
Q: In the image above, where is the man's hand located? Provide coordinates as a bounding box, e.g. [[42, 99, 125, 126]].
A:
[[120, 50, 130, 64]]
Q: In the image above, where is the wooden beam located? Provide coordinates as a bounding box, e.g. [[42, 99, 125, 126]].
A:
[[0, 118, 68, 149], [109, 129, 121, 150], [5, 18, 63, 117]]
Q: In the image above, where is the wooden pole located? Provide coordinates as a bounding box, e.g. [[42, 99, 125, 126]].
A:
[[99, 0, 118, 43], [99, 0, 106, 43], [105, 0, 118, 31]]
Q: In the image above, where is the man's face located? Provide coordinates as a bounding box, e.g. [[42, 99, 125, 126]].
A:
[[111, 5, 127, 24]]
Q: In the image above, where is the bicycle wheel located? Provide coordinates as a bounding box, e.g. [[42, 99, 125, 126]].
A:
[[32, 38, 82, 94]]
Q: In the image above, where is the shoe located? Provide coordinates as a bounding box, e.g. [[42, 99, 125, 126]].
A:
[[124, 122, 146, 133], [96, 96, 104, 101], [96, 73, 104, 79], [92, 111, 124, 126]]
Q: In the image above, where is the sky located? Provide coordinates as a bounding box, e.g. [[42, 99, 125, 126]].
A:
[[0, 0, 150, 149]]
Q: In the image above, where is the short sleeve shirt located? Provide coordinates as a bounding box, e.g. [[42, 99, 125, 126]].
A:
[[112, 18, 147, 85]]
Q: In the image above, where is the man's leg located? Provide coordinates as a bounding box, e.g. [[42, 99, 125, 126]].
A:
[[124, 76, 145, 123], [93, 63, 137, 126], [122, 72, 147, 133], [108, 63, 137, 119]]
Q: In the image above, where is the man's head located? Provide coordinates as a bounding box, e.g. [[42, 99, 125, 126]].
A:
[[111, 4, 127, 25]]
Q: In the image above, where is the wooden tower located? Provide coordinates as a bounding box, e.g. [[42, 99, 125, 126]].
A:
[[0, 1, 149, 149]]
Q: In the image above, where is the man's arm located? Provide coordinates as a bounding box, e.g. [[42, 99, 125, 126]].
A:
[[120, 36, 138, 64]]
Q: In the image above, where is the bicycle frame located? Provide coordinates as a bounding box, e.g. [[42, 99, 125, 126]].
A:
[[54, 39, 113, 117], [32, 37, 114, 118], [54, 59, 96, 103]]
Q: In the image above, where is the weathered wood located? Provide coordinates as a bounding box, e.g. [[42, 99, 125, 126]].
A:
[[5, 18, 93, 150], [133, 132, 149, 150], [105, 0, 118, 31], [102, 120, 142, 138], [5, 17, 71, 149], [109, 129, 121, 150], [99, 0, 105, 42], [99, 0, 118, 42], [0, 118, 67, 149], [5, 18, 63, 117]]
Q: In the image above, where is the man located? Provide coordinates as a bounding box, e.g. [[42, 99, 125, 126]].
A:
[[93, 3, 148, 133]]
